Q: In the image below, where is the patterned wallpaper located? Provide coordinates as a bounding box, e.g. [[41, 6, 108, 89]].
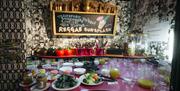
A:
[[131, 0, 176, 31], [24, 0, 132, 56], [0, 0, 26, 90]]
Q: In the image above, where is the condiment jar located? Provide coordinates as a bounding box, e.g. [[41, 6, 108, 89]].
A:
[[36, 74, 47, 89]]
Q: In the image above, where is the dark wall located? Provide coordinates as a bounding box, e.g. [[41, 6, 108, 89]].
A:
[[0, 0, 26, 90], [171, 0, 180, 90]]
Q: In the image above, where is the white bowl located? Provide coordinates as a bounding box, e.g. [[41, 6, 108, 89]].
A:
[[59, 66, 73, 74], [62, 62, 74, 66], [74, 68, 86, 75], [94, 60, 99, 65], [101, 69, 110, 77], [74, 62, 84, 67]]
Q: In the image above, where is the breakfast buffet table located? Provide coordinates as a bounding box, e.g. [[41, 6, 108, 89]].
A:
[[23, 56, 169, 91]]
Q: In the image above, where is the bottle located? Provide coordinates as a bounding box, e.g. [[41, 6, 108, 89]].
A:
[[123, 42, 128, 56], [128, 41, 135, 56]]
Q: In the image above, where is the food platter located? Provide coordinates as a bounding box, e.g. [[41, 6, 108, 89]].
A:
[[52, 79, 81, 90], [80, 73, 104, 86], [51, 75, 81, 91]]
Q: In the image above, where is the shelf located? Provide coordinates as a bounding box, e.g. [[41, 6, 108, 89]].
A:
[[39, 54, 153, 59]]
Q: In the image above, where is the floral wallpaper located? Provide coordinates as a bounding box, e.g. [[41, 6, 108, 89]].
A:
[[24, 0, 176, 61], [131, 0, 176, 61], [132, 0, 176, 31], [24, 0, 132, 56]]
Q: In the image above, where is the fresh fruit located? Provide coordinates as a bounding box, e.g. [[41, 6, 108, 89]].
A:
[[110, 68, 120, 79], [137, 79, 153, 89], [99, 59, 106, 65]]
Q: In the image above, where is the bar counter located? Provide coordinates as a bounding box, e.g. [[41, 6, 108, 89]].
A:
[[39, 54, 153, 59]]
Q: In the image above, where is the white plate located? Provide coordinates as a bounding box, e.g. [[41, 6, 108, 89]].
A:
[[74, 62, 84, 67], [51, 78, 81, 91], [19, 79, 36, 87], [79, 75, 104, 86], [47, 74, 60, 81], [59, 66, 73, 73], [30, 83, 50, 91], [74, 68, 86, 75], [62, 62, 74, 66]]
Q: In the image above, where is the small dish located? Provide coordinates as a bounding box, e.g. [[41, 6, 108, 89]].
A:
[[59, 66, 73, 74], [62, 62, 74, 66], [42, 64, 53, 69], [19, 79, 36, 87], [74, 62, 84, 67], [30, 83, 50, 91], [74, 68, 86, 75], [48, 70, 59, 80]]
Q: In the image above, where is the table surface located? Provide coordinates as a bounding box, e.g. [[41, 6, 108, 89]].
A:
[[23, 78, 152, 91]]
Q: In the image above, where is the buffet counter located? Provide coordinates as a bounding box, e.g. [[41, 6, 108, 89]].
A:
[[23, 57, 169, 91]]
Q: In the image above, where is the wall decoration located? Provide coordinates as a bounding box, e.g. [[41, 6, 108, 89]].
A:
[[51, 0, 117, 13], [52, 11, 117, 36]]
